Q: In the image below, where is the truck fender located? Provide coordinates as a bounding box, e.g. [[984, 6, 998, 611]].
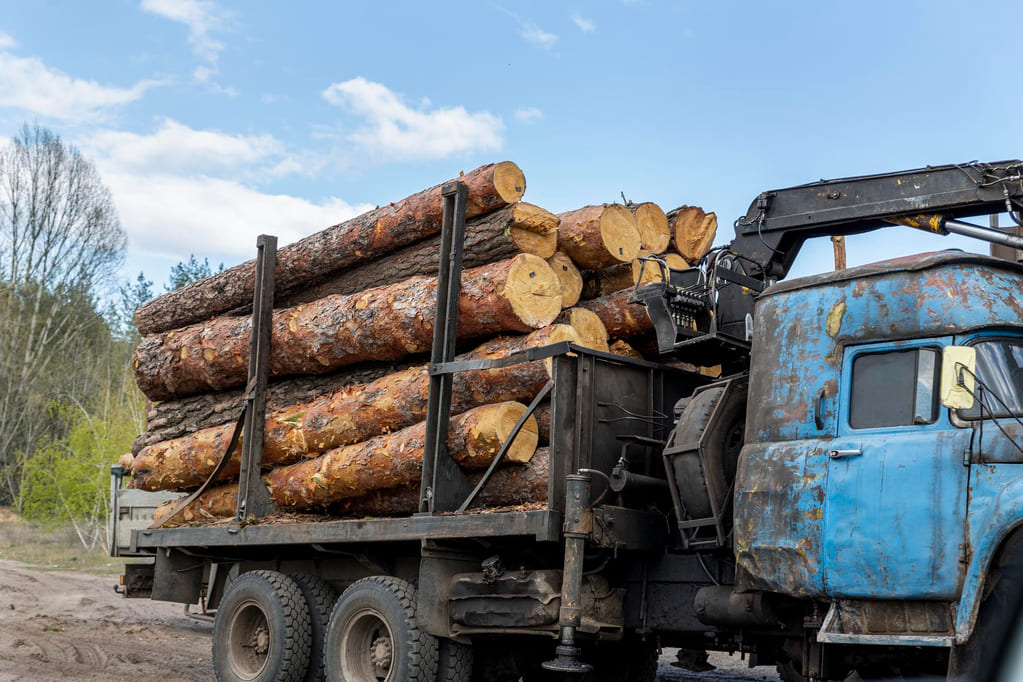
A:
[[954, 474, 1023, 644]]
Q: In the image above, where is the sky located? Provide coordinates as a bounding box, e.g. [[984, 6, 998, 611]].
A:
[[0, 0, 1021, 291]]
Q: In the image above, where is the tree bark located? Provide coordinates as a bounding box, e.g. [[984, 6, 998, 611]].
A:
[[128, 325, 578, 492], [533, 403, 551, 446], [629, 202, 671, 253], [580, 289, 654, 340], [667, 205, 718, 264], [276, 203, 559, 307], [134, 361, 415, 453], [134, 161, 526, 335], [152, 448, 550, 527], [547, 251, 582, 308], [557, 205, 641, 269], [133, 254, 562, 401], [266, 402, 537, 511], [580, 263, 633, 300]]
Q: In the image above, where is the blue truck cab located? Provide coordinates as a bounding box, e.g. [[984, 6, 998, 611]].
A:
[[735, 250, 1023, 674]]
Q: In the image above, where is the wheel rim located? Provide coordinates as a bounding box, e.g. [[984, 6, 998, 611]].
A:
[[339, 607, 395, 681], [226, 599, 273, 680]]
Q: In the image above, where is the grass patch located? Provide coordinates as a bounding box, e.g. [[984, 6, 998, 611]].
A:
[[0, 507, 121, 574]]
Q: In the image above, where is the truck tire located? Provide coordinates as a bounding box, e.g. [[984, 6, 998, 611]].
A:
[[213, 570, 313, 682], [949, 530, 1023, 680], [289, 573, 339, 682], [324, 576, 438, 682], [669, 382, 746, 522], [437, 639, 472, 682]]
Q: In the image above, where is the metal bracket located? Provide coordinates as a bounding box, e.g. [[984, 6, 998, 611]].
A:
[[420, 183, 473, 513], [236, 234, 280, 522]]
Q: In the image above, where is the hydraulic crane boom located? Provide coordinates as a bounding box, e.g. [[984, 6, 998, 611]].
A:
[[633, 160, 1023, 367]]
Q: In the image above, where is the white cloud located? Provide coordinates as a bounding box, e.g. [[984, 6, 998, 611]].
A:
[[514, 107, 544, 124], [571, 13, 596, 33], [0, 51, 158, 121], [322, 77, 503, 162], [105, 171, 373, 259], [0, 32, 16, 50], [84, 119, 288, 175], [521, 23, 557, 49], [140, 0, 228, 64], [496, 7, 557, 50]]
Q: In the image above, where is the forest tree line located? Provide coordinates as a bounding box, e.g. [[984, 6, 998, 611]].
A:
[[0, 124, 220, 547]]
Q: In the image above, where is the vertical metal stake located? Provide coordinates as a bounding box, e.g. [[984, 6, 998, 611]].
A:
[[236, 235, 279, 522], [419, 183, 473, 513]]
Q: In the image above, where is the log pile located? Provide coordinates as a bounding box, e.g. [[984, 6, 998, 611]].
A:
[[123, 161, 721, 527]]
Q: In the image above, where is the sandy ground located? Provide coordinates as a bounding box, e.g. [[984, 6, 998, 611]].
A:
[[0, 558, 778, 681], [0, 560, 212, 682]]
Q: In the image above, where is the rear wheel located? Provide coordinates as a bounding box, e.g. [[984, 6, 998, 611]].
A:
[[324, 576, 438, 681], [436, 639, 472, 682], [213, 570, 312, 682], [289, 573, 338, 682]]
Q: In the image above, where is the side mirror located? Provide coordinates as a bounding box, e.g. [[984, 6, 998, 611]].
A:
[[941, 345, 976, 409]]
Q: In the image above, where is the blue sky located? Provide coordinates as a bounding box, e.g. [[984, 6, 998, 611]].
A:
[[0, 0, 1020, 289]]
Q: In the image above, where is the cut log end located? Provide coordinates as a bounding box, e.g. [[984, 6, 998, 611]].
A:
[[492, 161, 527, 204], [547, 251, 583, 308], [609, 339, 645, 360], [631, 202, 671, 253], [492, 402, 539, 464], [600, 204, 643, 263], [504, 254, 563, 328], [510, 226, 557, 260], [671, 206, 718, 263], [559, 308, 609, 353], [632, 251, 689, 286], [511, 203, 559, 236]]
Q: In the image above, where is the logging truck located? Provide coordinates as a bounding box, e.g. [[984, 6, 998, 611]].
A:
[[111, 161, 1023, 681]]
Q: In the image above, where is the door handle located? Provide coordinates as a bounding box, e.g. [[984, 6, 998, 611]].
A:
[[829, 449, 863, 459]]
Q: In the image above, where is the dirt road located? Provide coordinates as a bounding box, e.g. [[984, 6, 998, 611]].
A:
[[0, 559, 777, 681]]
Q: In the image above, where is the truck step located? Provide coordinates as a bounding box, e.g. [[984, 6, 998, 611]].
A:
[[817, 600, 954, 647]]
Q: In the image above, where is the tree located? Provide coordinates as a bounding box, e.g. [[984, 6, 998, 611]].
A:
[[166, 254, 223, 292], [0, 123, 127, 502]]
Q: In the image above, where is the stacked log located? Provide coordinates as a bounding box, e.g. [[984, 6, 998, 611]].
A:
[[134, 161, 527, 335], [127, 161, 724, 527], [133, 253, 562, 401], [129, 325, 577, 491], [668, 205, 718, 264]]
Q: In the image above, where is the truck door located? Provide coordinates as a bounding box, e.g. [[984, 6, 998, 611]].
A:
[[822, 338, 970, 599]]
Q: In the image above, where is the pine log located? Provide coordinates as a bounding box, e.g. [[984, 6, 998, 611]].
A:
[[608, 339, 645, 361], [547, 251, 582, 308], [266, 402, 537, 510], [632, 251, 689, 287], [580, 289, 654, 340], [534, 403, 551, 446], [277, 203, 559, 307], [134, 162, 526, 336], [134, 361, 414, 454], [129, 325, 579, 491], [153, 448, 550, 527], [580, 263, 634, 300], [667, 205, 718, 264], [629, 202, 671, 253], [557, 205, 641, 270], [133, 254, 562, 401], [555, 308, 609, 352]]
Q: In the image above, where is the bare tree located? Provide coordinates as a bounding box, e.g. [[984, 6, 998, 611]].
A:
[[0, 124, 126, 502]]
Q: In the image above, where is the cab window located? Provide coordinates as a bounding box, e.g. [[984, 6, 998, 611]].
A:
[[958, 339, 1023, 420], [849, 348, 939, 429]]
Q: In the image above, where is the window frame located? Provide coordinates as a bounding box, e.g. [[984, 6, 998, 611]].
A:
[[951, 333, 1023, 425], [839, 338, 952, 437]]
